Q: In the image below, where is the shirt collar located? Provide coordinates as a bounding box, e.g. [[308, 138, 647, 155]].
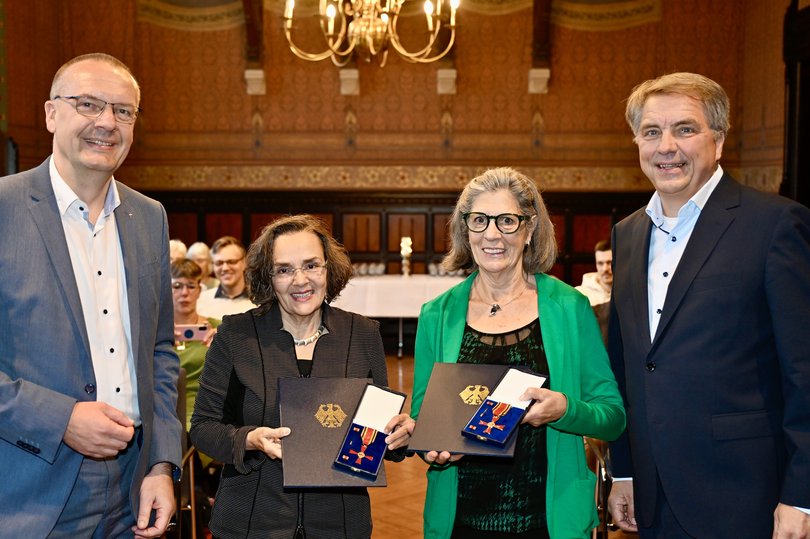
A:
[[645, 164, 724, 227], [49, 156, 121, 218], [214, 285, 249, 300]]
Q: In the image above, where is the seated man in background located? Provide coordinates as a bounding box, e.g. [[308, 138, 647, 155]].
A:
[[197, 236, 256, 318], [577, 239, 612, 344], [576, 239, 612, 306]]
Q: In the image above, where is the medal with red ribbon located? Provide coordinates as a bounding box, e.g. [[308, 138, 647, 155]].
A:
[[479, 401, 511, 434], [349, 426, 378, 464]]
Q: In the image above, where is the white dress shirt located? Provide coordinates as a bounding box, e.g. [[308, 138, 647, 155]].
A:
[[50, 158, 140, 424]]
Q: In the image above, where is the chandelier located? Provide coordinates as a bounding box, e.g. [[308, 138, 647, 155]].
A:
[[283, 0, 459, 66]]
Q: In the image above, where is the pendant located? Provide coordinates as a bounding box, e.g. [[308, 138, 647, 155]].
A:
[[489, 304, 501, 316]]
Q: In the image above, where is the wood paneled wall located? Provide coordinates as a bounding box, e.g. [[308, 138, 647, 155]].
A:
[[151, 190, 650, 287]]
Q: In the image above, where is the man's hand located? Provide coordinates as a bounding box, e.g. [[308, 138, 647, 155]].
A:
[[63, 401, 135, 458], [246, 427, 291, 460], [608, 480, 638, 532], [773, 503, 810, 539], [519, 388, 567, 427], [384, 413, 415, 450], [132, 463, 175, 539]]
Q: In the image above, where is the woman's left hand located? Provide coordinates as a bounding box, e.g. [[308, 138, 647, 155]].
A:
[[384, 413, 415, 450], [520, 388, 568, 427]]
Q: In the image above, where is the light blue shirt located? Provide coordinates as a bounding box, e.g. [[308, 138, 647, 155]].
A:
[[645, 165, 724, 341]]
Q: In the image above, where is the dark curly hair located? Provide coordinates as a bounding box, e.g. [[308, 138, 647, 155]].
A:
[[246, 214, 353, 311]]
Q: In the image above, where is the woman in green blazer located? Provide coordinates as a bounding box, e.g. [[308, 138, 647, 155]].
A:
[[411, 167, 625, 539]]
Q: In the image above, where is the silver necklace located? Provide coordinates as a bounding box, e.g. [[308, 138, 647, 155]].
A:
[[477, 279, 527, 316], [292, 324, 325, 346]]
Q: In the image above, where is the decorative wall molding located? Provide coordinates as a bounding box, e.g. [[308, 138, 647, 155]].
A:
[[551, 0, 661, 31], [121, 164, 652, 191], [136, 0, 245, 31], [732, 166, 783, 193], [121, 164, 782, 193]]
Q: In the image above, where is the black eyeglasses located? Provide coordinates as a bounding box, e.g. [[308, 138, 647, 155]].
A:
[[462, 212, 529, 234], [171, 282, 200, 291], [52, 95, 141, 124]]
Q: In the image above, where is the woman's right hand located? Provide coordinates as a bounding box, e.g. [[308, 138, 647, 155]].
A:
[[424, 450, 463, 466], [246, 426, 291, 460]]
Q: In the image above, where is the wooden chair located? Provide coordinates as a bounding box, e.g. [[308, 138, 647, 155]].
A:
[[586, 437, 613, 539]]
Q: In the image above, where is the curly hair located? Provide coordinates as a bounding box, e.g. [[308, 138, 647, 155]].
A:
[[442, 167, 557, 274], [246, 214, 353, 310]]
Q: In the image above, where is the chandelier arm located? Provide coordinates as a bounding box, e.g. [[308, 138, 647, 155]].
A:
[[390, 25, 456, 63], [284, 0, 458, 64], [330, 53, 355, 67], [387, 12, 450, 59], [284, 14, 356, 61]]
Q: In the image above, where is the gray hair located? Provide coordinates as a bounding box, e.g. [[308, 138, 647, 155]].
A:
[[625, 72, 730, 142], [442, 167, 557, 274]]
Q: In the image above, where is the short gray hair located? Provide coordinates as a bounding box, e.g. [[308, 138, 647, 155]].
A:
[[625, 72, 730, 141]]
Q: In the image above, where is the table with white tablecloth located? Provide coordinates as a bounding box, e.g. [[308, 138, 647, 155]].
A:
[[330, 275, 466, 355]]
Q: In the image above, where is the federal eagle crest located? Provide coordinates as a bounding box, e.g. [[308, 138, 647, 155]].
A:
[[459, 384, 489, 405], [315, 403, 347, 428]]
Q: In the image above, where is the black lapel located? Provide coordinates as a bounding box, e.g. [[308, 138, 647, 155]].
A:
[[625, 210, 654, 356]]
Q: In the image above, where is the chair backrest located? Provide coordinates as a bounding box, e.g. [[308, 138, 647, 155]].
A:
[[176, 367, 188, 454]]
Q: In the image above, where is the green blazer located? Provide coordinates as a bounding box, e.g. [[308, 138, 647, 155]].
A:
[[412, 272, 625, 539]]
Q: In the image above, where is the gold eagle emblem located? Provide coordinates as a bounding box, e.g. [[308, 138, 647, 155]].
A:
[[459, 385, 489, 405], [315, 403, 347, 428]]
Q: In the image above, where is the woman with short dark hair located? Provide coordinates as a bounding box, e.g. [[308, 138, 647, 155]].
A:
[[191, 214, 414, 539]]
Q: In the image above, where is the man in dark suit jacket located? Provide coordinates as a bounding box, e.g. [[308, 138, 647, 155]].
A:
[[606, 72, 810, 538], [0, 53, 181, 537]]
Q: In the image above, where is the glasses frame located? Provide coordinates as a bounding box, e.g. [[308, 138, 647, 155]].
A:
[[462, 212, 529, 234], [270, 262, 328, 282], [52, 94, 142, 124], [212, 257, 245, 268], [171, 281, 201, 292]]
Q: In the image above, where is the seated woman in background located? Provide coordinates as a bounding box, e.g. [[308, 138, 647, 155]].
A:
[[187, 241, 220, 291], [170, 258, 220, 431], [411, 167, 626, 539], [190, 214, 414, 539]]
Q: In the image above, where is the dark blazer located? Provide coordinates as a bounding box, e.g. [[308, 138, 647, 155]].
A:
[[190, 302, 388, 539], [0, 159, 182, 537], [608, 172, 810, 538]]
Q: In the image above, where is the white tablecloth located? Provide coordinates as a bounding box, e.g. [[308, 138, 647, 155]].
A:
[[330, 275, 466, 318]]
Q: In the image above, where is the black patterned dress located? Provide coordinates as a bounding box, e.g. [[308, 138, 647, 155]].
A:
[[452, 318, 551, 539]]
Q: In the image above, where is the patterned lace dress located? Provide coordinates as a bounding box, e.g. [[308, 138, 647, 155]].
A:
[[453, 317, 551, 538]]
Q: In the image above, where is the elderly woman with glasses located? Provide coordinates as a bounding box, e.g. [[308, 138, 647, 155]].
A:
[[411, 168, 625, 539], [190, 214, 414, 539]]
